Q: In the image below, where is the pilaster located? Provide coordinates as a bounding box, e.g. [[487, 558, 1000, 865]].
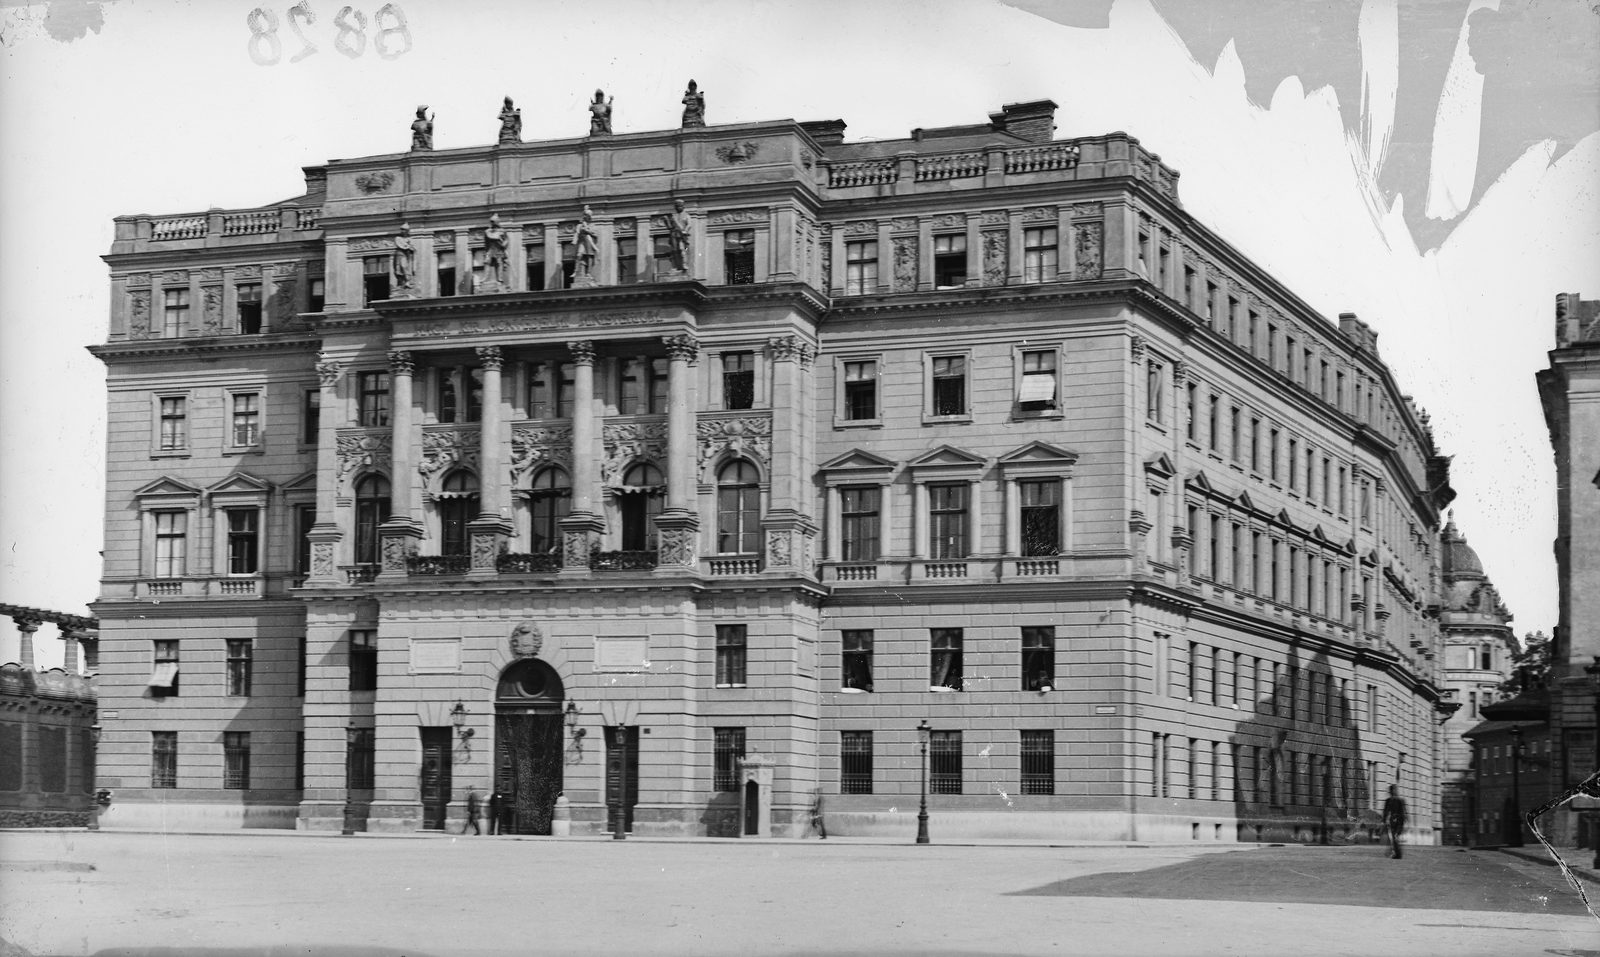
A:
[[306, 357, 346, 586]]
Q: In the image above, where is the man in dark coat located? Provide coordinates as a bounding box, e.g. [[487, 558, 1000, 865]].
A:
[[464, 789, 482, 835], [1383, 785, 1407, 859]]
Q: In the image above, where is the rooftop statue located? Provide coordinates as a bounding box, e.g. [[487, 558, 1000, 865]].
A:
[[392, 224, 417, 296], [410, 106, 434, 151], [588, 89, 614, 136], [681, 80, 705, 128], [482, 214, 509, 291], [571, 206, 600, 287], [498, 96, 522, 145]]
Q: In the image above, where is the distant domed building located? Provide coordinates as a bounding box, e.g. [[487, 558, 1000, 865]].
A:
[[1436, 515, 1516, 844]]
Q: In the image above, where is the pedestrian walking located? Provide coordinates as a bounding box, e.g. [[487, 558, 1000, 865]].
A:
[[464, 789, 482, 835], [1382, 784, 1407, 859], [487, 790, 504, 835]]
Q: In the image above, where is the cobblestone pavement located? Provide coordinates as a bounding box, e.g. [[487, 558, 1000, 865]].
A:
[[1, 832, 1596, 956]]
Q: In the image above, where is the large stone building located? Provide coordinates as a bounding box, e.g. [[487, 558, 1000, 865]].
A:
[[1537, 291, 1600, 847], [1435, 519, 1516, 845], [89, 92, 1455, 842]]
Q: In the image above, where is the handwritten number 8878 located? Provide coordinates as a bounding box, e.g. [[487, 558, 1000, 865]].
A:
[[248, 3, 411, 65]]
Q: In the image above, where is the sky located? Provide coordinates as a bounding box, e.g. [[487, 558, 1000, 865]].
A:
[[1, 0, 1596, 668]]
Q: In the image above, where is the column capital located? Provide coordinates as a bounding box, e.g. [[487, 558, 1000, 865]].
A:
[[476, 345, 504, 370], [766, 335, 815, 366], [12, 618, 40, 635], [387, 351, 415, 375], [662, 334, 699, 362], [316, 357, 344, 386], [567, 340, 597, 365]]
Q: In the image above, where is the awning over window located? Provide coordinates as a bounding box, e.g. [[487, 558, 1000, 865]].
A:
[[147, 663, 178, 688], [432, 491, 481, 500], [1019, 374, 1056, 403]]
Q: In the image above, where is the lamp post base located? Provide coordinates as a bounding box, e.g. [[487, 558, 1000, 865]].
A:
[[915, 811, 929, 844]]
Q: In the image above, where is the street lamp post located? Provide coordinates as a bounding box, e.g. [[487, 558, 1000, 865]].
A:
[[87, 723, 102, 831], [341, 721, 359, 837], [1508, 724, 1524, 848], [916, 720, 931, 845], [1586, 656, 1600, 867]]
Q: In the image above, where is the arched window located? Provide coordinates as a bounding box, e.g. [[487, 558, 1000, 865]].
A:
[[619, 463, 664, 551], [354, 475, 391, 566], [438, 470, 480, 557], [528, 468, 571, 553], [716, 460, 761, 554]]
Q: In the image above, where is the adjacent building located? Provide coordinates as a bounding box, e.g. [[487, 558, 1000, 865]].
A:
[[89, 94, 1455, 841], [0, 605, 100, 827]]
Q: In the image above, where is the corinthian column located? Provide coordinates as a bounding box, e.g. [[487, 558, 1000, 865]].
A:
[[305, 357, 346, 586], [557, 340, 603, 577], [655, 334, 700, 575], [377, 351, 423, 581], [467, 346, 513, 576]]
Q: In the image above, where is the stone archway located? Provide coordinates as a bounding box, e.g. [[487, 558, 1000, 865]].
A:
[[493, 659, 565, 835]]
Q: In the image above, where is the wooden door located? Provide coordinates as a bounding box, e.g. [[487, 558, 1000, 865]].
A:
[[420, 727, 453, 830], [605, 726, 640, 833], [494, 712, 564, 835]]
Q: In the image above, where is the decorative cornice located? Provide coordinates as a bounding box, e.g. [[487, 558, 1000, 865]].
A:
[[87, 334, 320, 363]]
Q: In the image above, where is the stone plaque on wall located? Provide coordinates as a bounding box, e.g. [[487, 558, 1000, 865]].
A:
[[409, 638, 462, 674], [594, 635, 648, 672]]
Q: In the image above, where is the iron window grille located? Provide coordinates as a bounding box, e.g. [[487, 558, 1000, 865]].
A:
[[928, 484, 968, 559], [843, 361, 877, 420], [1021, 627, 1055, 691], [933, 234, 967, 288], [713, 727, 746, 792], [150, 639, 180, 698], [840, 486, 880, 561], [525, 244, 546, 290], [931, 355, 966, 416], [154, 510, 186, 578], [151, 731, 178, 788], [223, 732, 250, 789], [358, 371, 390, 428], [715, 624, 747, 688], [1023, 227, 1058, 283], [929, 730, 962, 794], [237, 283, 263, 333], [162, 288, 188, 338], [159, 396, 187, 450], [723, 230, 755, 285], [722, 351, 755, 410], [1019, 480, 1061, 556], [225, 640, 253, 696], [844, 241, 878, 296], [716, 460, 761, 555], [930, 628, 963, 691], [362, 256, 390, 305], [226, 509, 259, 574], [346, 728, 375, 790], [349, 630, 378, 692], [1020, 730, 1055, 795], [841, 630, 873, 692], [302, 389, 320, 445], [231, 392, 260, 447], [840, 731, 873, 793], [1019, 350, 1057, 411]]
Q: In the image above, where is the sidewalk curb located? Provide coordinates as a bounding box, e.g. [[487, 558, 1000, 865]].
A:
[[1494, 844, 1600, 883]]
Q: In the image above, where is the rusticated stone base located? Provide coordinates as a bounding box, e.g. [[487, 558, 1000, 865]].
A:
[[0, 809, 92, 828]]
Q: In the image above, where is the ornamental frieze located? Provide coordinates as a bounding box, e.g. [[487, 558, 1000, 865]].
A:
[[336, 431, 393, 486], [419, 428, 480, 477], [272, 262, 298, 278], [126, 272, 151, 287], [510, 426, 573, 478], [708, 208, 766, 226], [347, 236, 394, 252], [162, 270, 189, 285], [1072, 203, 1104, 218], [890, 217, 918, 233], [407, 311, 668, 339], [601, 422, 666, 487], [696, 415, 772, 474], [236, 264, 263, 279], [981, 210, 1007, 227], [844, 220, 876, 236], [1023, 206, 1056, 223], [200, 268, 223, 283], [931, 213, 964, 230]]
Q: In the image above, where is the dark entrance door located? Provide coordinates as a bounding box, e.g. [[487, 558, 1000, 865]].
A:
[[744, 779, 759, 835], [420, 727, 453, 830], [494, 712, 564, 834], [606, 726, 640, 833]]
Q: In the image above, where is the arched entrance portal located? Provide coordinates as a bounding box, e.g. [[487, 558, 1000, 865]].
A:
[[494, 659, 565, 835]]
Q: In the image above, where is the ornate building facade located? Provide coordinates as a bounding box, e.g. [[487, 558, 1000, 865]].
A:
[[90, 94, 1454, 841]]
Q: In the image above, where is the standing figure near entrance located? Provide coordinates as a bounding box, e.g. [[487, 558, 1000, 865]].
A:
[[464, 788, 483, 835], [1383, 785, 1407, 859]]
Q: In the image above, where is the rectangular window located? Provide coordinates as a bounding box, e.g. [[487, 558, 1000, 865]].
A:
[[296, 504, 316, 577], [722, 351, 755, 410], [223, 732, 250, 789], [1022, 227, 1057, 283], [359, 371, 390, 428], [362, 256, 390, 305], [162, 288, 188, 338], [1019, 479, 1061, 556], [308, 278, 325, 312], [1338, 467, 1348, 515], [842, 630, 874, 692], [436, 250, 457, 297], [1147, 361, 1165, 424], [1137, 230, 1150, 274], [226, 509, 259, 574], [929, 730, 962, 794], [231, 392, 260, 447], [529, 362, 576, 419], [346, 728, 375, 790], [1183, 265, 1197, 310], [1207, 395, 1220, 452], [225, 640, 252, 696], [723, 230, 755, 285], [930, 628, 963, 691], [1305, 448, 1317, 503], [1020, 730, 1055, 795], [715, 624, 747, 688], [713, 727, 745, 791], [151, 731, 177, 788], [349, 629, 378, 692], [1021, 626, 1055, 691], [154, 511, 186, 578], [843, 360, 877, 421], [236, 283, 263, 333], [1231, 523, 1243, 588], [1287, 438, 1298, 491], [840, 731, 873, 794], [1204, 282, 1217, 324], [1270, 428, 1280, 481], [1230, 407, 1241, 461], [525, 244, 546, 291], [931, 355, 967, 416], [933, 234, 968, 288], [1019, 349, 1057, 411], [928, 483, 968, 558], [1158, 244, 1170, 291], [1267, 324, 1278, 369], [302, 389, 320, 445], [650, 235, 675, 280], [1249, 418, 1261, 471], [615, 237, 638, 285], [1322, 457, 1331, 508], [1186, 383, 1198, 440], [1208, 515, 1220, 579], [158, 396, 187, 451], [1251, 532, 1263, 593], [845, 241, 878, 296], [1249, 312, 1260, 357], [840, 487, 880, 561], [1227, 299, 1240, 342], [1304, 350, 1314, 389]]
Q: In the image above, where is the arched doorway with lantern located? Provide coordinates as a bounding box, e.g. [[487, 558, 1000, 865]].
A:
[[493, 658, 565, 834]]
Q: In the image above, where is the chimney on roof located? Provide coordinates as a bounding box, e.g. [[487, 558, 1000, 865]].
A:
[[1339, 312, 1378, 354], [989, 99, 1058, 144], [799, 119, 847, 146], [303, 165, 328, 195]]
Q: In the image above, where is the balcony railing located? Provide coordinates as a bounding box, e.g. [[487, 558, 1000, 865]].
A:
[[222, 210, 279, 236], [707, 557, 761, 576], [342, 564, 381, 583], [497, 552, 563, 574], [217, 579, 258, 596], [296, 209, 319, 230], [591, 550, 658, 571], [150, 216, 207, 241], [1004, 144, 1080, 174], [827, 160, 898, 188], [924, 562, 969, 579], [835, 564, 878, 582], [916, 152, 987, 181], [406, 554, 470, 576], [145, 580, 183, 596], [1015, 559, 1060, 576]]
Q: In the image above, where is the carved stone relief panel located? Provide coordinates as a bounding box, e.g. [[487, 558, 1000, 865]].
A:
[[981, 230, 1007, 286], [844, 220, 876, 237], [601, 422, 667, 487], [696, 416, 772, 475], [311, 542, 337, 579], [1073, 220, 1104, 281], [128, 291, 151, 339], [162, 270, 189, 285], [347, 237, 394, 253], [657, 527, 697, 566], [471, 531, 498, 569], [766, 529, 793, 567], [200, 268, 223, 283], [381, 536, 408, 571], [272, 278, 298, 322], [510, 426, 574, 478], [820, 237, 832, 290], [418, 429, 481, 477], [1023, 206, 1056, 223], [201, 286, 223, 335], [127, 273, 151, 287], [981, 210, 1007, 227], [892, 235, 918, 292], [236, 264, 264, 279], [337, 431, 394, 488], [890, 217, 918, 233], [708, 208, 766, 226]]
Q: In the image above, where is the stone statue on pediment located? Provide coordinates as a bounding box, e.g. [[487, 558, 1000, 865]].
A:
[[411, 106, 434, 151], [482, 214, 509, 292], [681, 80, 705, 128], [392, 223, 418, 297], [498, 97, 522, 145], [571, 206, 600, 287], [588, 90, 613, 136]]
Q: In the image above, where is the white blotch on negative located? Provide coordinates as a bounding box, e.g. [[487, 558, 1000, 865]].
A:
[[1425, 0, 1501, 220]]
